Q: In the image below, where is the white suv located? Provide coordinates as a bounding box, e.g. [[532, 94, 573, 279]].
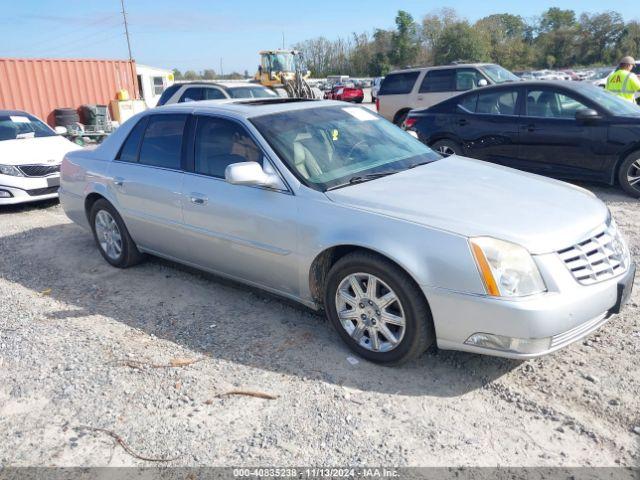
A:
[[377, 63, 519, 125]]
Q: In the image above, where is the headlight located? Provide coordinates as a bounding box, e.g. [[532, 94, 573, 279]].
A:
[[470, 237, 546, 297], [0, 165, 23, 177]]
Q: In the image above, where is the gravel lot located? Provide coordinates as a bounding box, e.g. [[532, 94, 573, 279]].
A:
[[0, 184, 638, 467]]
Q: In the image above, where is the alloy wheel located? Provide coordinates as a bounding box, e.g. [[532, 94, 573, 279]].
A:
[[437, 145, 456, 157], [627, 159, 640, 192], [94, 210, 123, 260], [335, 272, 406, 352]]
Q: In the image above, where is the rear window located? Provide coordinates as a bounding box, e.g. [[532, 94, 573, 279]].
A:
[[379, 72, 420, 95]]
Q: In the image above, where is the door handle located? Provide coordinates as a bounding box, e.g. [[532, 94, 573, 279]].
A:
[[113, 177, 124, 187], [417, 96, 424, 101], [458, 119, 469, 126], [190, 193, 208, 205], [524, 124, 536, 132]]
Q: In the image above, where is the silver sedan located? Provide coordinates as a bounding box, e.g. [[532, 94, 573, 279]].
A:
[[59, 99, 635, 365]]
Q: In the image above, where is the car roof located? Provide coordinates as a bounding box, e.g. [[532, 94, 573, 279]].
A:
[[0, 109, 29, 116], [174, 81, 265, 89], [388, 63, 494, 74], [154, 98, 349, 118], [461, 80, 598, 92]]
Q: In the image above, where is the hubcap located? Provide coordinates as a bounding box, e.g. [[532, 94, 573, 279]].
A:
[[628, 159, 640, 192], [437, 145, 455, 157], [95, 210, 123, 260], [335, 273, 406, 353]]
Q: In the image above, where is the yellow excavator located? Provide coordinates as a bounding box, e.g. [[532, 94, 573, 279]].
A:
[[255, 50, 315, 98]]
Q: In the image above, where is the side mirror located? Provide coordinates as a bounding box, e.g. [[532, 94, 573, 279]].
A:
[[477, 79, 488, 87], [575, 108, 601, 122], [225, 161, 283, 189], [54, 126, 67, 135]]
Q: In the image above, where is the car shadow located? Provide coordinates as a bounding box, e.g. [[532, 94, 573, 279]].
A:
[[2, 223, 519, 398], [0, 198, 59, 215]]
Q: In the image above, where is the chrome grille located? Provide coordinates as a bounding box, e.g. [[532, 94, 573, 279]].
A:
[[558, 223, 629, 285], [18, 164, 59, 177]]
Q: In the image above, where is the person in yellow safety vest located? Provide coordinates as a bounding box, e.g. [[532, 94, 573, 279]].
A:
[[606, 56, 640, 102]]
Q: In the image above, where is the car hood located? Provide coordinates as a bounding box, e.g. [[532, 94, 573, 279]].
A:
[[325, 156, 608, 254], [0, 135, 81, 165]]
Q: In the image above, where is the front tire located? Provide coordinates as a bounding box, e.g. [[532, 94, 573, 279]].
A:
[[324, 251, 435, 365], [431, 139, 462, 158], [618, 152, 640, 198], [90, 199, 143, 268]]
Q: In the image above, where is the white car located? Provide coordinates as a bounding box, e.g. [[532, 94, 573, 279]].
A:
[[0, 110, 81, 205]]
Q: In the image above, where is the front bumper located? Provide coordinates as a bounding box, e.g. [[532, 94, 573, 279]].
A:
[[424, 260, 635, 359], [0, 174, 60, 205]]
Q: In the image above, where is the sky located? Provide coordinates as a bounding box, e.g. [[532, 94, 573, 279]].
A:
[[1, 0, 639, 74]]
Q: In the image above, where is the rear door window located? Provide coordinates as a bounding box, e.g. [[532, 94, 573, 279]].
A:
[[179, 87, 204, 103], [379, 72, 420, 95], [476, 90, 518, 115], [138, 114, 188, 169], [419, 69, 455, 93], [458, 94, 478, 113]]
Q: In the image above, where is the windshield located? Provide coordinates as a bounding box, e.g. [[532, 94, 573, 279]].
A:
[[479, 65, 520, 84], [580, 84, 640, 117], [250, 106, 441, 191], [0, 114, 55, 141], [227, 86, 278, 99]]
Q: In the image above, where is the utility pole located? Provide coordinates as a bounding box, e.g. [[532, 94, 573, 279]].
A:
[[220, 58, 223, 77], [282, 32, 285, 50], [120, 0, 133, 61]]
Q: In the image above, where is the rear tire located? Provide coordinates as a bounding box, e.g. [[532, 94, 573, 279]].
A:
[[618, 152, 640, 198], [89, 199, 143, 268], [431, 139, 463, 158], [324, 251, 435, 365]]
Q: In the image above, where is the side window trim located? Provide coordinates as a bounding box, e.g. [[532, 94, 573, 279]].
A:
[[115, 116, 149, 163], [189, 114, 292, 194]]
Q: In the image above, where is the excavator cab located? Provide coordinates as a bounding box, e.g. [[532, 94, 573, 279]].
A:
[[255, 50, 314, 98]]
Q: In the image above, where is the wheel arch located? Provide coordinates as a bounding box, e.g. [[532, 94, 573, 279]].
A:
[[308, 244, 429, 310], [393, 108, 412, 125], [614, 145, 640, 185]]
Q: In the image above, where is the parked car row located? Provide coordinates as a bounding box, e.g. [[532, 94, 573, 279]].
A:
[[403, 81, 640, 198], [376, 63, 520, 126]]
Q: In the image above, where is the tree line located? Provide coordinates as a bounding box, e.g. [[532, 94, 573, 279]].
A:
[[293, 8, 640, 77], [171, 68, 250, 81]]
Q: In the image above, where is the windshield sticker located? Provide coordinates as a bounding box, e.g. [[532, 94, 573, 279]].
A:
[[16, 132, 35, 139], [10, 116, 31, 123], [332, 129, 339, 141], [343, 107, 378, 122]]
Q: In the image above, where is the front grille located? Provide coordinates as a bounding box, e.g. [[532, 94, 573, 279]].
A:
[[26, 186, 59, 197], [18, 164, 60, 177], [558, 224, 629, 285]]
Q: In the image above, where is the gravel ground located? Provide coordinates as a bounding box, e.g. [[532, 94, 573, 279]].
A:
[[0, 185, 638, 468]]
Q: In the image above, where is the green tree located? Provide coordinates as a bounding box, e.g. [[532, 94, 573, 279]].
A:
[[390, 10, 420, 67], [433, 21, 490, 65], [183, 70, 199, 80], [617, 21, 640, 60], [172, 68, 183, 80], [539, 8, 577, 33], [202, 69, 217, 80], [578, 11, 625, 65], [475, 14, 532, 69]]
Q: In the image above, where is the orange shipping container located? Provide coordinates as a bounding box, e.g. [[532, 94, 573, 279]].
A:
[[0, 57, 138, 126]]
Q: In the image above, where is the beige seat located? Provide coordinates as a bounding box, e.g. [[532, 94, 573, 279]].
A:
[[293, 133, 323, 179]]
